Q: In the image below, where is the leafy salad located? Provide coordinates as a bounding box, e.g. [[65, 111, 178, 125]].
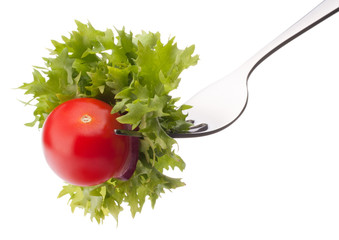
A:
[[19, 20, 198, 223]]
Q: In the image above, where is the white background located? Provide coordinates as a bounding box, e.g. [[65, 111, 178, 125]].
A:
[[1, 0, 339, 239]]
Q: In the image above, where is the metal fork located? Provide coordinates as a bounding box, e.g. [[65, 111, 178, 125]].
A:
[[116, 0, 339, 138]]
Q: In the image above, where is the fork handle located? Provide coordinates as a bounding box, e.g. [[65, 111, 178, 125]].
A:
[[243, 0, 339, 78]]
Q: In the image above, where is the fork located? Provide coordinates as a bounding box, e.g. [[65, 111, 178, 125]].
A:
[[116, 0, 339, 138]]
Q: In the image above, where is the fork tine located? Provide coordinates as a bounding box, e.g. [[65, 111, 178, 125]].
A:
[[188, 123, 208, 130], [114, 129, 143, 138], [114, 121, 209, 138]]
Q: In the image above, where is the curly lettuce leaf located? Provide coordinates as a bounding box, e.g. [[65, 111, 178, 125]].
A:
[[20, 20, 198, 224]]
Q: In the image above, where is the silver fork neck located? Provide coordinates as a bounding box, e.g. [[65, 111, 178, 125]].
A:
[[240, 0, 339, 80]]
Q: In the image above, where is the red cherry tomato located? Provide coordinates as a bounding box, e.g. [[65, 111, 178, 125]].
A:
[[42, 98, 139, 186]]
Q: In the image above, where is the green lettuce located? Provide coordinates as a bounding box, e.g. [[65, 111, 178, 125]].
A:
[[19, 20, 198, 223]]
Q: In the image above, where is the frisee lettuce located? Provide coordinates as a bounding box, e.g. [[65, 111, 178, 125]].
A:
[[19, 20, 198, 224]]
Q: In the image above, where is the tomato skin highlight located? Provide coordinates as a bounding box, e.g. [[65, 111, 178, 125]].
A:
[[42, 98, 138, 186]]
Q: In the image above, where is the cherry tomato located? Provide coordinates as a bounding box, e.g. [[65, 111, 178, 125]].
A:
[[42, 98, 139, 186]]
